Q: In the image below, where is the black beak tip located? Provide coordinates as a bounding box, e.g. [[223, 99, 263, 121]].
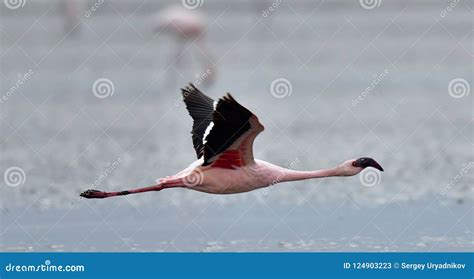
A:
[[370, 159, 384, 172], [354, 157, 384, 172]]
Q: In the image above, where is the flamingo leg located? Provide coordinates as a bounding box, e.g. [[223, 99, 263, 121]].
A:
[[80, 178, 184, 199]]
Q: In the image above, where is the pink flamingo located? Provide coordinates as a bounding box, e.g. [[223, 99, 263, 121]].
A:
[[153, 6, 216, 88], [80, 84, 383, 199], [60, 0, 86, 36]]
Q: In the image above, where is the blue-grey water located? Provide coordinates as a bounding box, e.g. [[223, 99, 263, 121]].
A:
[[0, 0, 472, 251]]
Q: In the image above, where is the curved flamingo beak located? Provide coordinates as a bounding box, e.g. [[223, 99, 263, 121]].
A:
[[352, 157, 384, 172]]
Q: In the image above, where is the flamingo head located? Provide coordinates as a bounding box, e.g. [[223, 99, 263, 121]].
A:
[[337, 157, 384, 176], [353, 157, 384, 171]]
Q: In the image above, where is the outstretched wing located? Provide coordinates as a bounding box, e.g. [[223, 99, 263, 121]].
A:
[[182, 84, 264, 168], [203, 94, 264, 167], [181, 84, 215, 159]]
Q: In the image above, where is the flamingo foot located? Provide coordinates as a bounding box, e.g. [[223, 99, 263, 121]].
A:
[[80, 189, 109, 199]]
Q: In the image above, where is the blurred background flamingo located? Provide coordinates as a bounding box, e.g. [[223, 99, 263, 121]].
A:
[[152, 5, 216, 89], [60, 0, 86, 36]]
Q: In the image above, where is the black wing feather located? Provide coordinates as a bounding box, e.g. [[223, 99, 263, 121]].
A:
[[181, 84, 214, 159], [202, 94, 252, 165]]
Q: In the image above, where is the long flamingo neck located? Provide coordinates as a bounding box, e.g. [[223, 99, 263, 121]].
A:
[[281, 168, 339, 182]]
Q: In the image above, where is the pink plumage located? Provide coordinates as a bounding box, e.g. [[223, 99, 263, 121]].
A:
[[80, 84, 383, 199]]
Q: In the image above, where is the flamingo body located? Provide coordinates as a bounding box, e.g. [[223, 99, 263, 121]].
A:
[[172, 159, 280, 194], [80, 84, 383, 199], [154, 6, 206, 39]]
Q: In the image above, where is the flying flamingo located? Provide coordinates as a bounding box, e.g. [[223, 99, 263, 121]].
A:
[[80, 84, 383, 199], [153, 6, 216, 88]]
